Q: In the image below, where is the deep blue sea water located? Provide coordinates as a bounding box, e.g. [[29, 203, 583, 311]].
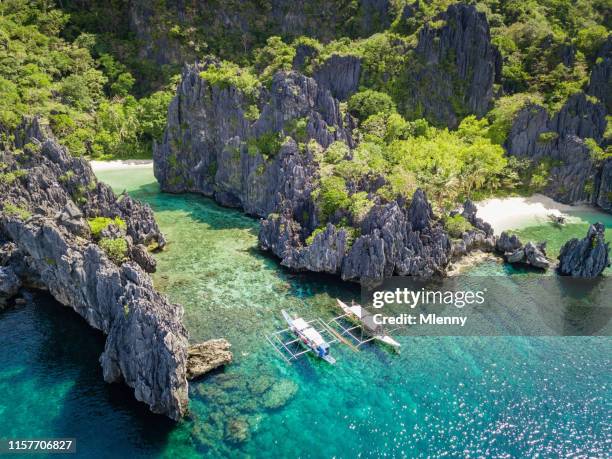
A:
[[1, 167, 610, 458]]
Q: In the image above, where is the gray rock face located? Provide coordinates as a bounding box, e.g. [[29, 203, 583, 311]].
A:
[[259, 190, 453, 281], [0, 265, 20, 307], [506, 93, 607, 205], [461, 199, 494, 236], [595, 158, 612, 212], [407, 3, 500, 127], [558, 223, 610, 277], [187, 339, 233, 380], [495, 232, 550, 269], [496, 232, 522, 254], [154, 63, 354, 217], [0, 120, 189, 420], [587, 36, 612, 113], [314, 54, 362, 100], [155, 60, 498, 282]]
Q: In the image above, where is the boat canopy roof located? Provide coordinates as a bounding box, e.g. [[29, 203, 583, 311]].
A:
[[292, 318, 310, 331], [303, 327, 326, 346]]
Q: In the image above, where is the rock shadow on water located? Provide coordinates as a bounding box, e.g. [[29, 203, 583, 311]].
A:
[[2, 290, 176, 454]]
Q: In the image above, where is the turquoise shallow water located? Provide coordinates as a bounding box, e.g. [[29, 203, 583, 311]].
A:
[[1, 167, 610, 458]]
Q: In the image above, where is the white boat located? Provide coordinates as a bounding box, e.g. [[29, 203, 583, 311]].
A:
[[336, 299, 401, 351], [282, 310, 336, 364]]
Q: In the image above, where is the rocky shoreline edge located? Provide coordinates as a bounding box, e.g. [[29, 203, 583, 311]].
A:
[[0, 118, 231, 420]]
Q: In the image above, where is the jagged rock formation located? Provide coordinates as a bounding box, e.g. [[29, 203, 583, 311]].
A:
[[405, 3, 501, 127], [506, 93, 608, 205], [452, 199, 496, 256], [0, 265, 20, 308], [0, 119, 189, 420], [558, 223, 610, 277], [594, 158, 612, 212], [260, 189, 453, 281], [154, 49, 504, 281], [154, 62, 354, 216], [495, 232, 550, 269], [187, 339, 233, 380], [587, 36, 612, 113], [313, 54, 362, 101]]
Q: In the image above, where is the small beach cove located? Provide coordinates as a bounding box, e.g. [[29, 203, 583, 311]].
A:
[[1, 163, 609, 458]]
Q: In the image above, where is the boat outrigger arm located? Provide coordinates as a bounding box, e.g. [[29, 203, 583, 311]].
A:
[[266, 310, 339, 364], [330, 299, 401, 351]]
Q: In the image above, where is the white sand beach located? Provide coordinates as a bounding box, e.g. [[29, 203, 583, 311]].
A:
[[476, 194, 587, 234], [89, 160, 153, 172]]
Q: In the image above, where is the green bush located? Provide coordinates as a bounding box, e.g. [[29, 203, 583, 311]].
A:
[[323, 141, 350, 164], [199, 61, 260, 102], [444, 214, 472, 238], [305, 226, 326, 245], [348, 90, 396, 121], [253, 36, 296, 85], [88, 216, 127, 238], [316, 176, 350, 220], [247, 132, 283, 158], [2, 202, 31, 220], [98, 237, 128, 265], [537, 131, 559, 143]]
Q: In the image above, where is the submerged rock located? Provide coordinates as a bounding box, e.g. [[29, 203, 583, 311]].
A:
[[558, 223, 610, 277], [225, 416, 251, 444], [262, 379, 299, 410], [186, 339, 233, 380]]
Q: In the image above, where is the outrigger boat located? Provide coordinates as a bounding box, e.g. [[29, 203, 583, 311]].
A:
[[281, 310, 336, 364], [547, 213, 566, 225], [335, 299, 401, 351]]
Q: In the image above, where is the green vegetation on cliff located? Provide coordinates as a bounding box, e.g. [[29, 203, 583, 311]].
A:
[[0, 0, 609, 187], [0, 1, 174, 158]]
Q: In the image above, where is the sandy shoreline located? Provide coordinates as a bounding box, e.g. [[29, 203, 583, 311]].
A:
[[88, 160, 589, 235], [90, 159, 153, 172], [476, 194, 589, 234]]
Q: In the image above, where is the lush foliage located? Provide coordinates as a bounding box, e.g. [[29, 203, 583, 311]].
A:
[[0, 1, 176, 159], [1, 202, 32, 220], [98, 237, 128, 265], [199, 61, 261, 101], [348, 90, 397, 122], [444, 214, 473, 238], [87, 216, 126, 239]]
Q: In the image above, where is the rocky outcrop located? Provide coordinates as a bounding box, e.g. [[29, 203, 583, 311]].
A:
[[594, 158, 612, 212], [0, 120, 189, 420], [404, 3, 501, 127], [187, 339, 233, 380], [495, 232, 550, 269], [155, 59, 503, 281], [0, 265, 20, 307], [558, 223, 610, 277], [506, 93, 608, 205], [260, 189, 453, 281], [587, 36, 612, 113], [154, 62, 354, 217], [313, 54, 362, 100], [495, 232, 522, 254]]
